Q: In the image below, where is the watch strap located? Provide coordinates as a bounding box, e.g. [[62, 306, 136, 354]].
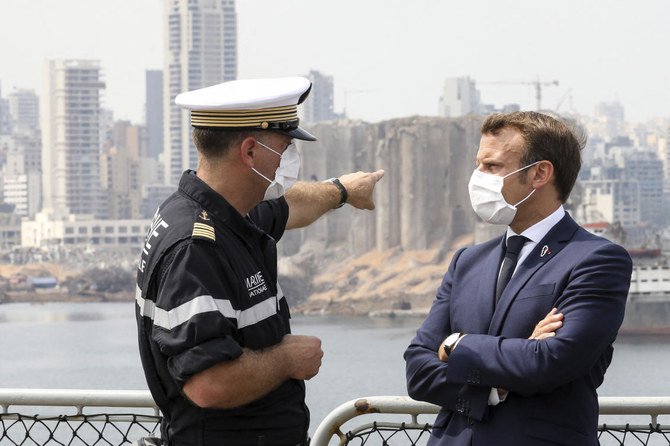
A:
[[326, 177, 348, 208]]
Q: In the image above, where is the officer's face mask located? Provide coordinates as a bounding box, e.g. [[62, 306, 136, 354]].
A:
[[252, 140, 301, 201], [468, 161, 540, 225]]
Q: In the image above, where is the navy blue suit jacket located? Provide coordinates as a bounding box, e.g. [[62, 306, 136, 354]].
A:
[[404, 214, 632, 446]]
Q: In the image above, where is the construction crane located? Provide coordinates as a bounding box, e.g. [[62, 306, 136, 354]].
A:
[[480, 77, 559, 111], [555, 88, 573, 112]]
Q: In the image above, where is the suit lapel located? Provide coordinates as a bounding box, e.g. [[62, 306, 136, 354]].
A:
[[488, 214, 580, 336]]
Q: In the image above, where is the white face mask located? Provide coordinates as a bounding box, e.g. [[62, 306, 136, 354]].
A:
[[468, 161, 540, 225], [252, 140, 301, 201]]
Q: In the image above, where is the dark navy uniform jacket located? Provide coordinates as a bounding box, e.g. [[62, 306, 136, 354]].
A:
[[135, 171, 308, 446]]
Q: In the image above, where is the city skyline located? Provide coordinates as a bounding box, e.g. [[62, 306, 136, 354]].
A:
[[0, 0, 668, 125], [162, 0, 237, 185]]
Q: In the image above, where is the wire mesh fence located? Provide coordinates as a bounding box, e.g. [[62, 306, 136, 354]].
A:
[[0, 413, 161, 446], [336, 421, 670, 446], [2, 392, 670, 446], [598, 424, 670, 446], [311, 396, 670, 446], [2, 414, 670, 446]]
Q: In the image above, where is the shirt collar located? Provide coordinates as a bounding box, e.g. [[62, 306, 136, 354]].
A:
[[506, 205, 565, 244]]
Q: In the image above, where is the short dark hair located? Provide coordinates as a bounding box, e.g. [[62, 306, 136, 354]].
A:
[[481, 111, 586, 202], [192, 128, 262, 160]]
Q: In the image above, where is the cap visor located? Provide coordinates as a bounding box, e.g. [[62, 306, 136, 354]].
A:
[[281, 126, 317, 141]]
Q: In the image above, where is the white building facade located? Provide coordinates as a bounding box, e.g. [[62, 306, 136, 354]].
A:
[[438, 76, 481, 118], [41, 60, 107, 218], [21, 211, 151, 248], [3, 172, 41, 217]]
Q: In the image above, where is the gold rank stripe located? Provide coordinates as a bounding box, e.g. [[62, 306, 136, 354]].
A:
[[192, 114, 298, 122], [191, 116, 298, 126], [194, 105, 297, 116], [192, 230, 216, 241], [192, 223, 215, 241], [191, 105, 298, 127]]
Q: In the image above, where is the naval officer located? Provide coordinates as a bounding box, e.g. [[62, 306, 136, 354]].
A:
[[135, 77, 384, 446]]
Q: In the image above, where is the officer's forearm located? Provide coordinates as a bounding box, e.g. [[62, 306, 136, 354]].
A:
[[182, 334, 322, 409], [182, 346, 293, 409], [285, 181, 341, 229]]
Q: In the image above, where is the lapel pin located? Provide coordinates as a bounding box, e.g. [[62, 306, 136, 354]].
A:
[[540, 245, 551, 257]]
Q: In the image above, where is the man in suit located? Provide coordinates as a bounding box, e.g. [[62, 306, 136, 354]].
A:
[[404, 111, 632, 446]]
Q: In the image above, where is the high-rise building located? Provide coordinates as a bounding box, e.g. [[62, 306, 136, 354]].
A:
[[580, 138, 664, 228], [8, 132, 41, 174], [4, 130, 42, 218], [303, 70, 337, 123], [623, 150, 664, 227], [145, 70, 164, 159], [592, 101, 626, 140], [438, 76, 481, 118], [580, 177, 641, 227], [0, 83, 10, 135], [100, 120, 146, 219], [41, 59, 107, 218], [8, 89, 39, 134], [163, 0, 237, 185], [6, 88, 42, 217]]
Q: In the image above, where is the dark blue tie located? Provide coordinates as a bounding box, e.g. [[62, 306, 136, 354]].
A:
[[495, 235, 528, 302]]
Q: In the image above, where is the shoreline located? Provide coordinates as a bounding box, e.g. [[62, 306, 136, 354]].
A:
[[2, 293, 669, 336], [0, 290, 133, 305]]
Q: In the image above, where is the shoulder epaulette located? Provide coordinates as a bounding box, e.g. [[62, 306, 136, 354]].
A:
[[192, 210, 216, 242]]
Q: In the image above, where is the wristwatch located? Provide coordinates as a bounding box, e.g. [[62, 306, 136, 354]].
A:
[[325, 177, 348, 208], [442, 332, 463, 359]]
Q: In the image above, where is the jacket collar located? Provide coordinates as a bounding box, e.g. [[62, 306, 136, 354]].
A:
[[488, 213, 579, 335], [178, 170, 265, 240]]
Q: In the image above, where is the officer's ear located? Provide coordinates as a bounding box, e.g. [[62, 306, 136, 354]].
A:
[[238, 136, 257, 168]]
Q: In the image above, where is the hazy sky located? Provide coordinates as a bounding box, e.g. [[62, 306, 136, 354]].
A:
[[1, 0, 668, 124]]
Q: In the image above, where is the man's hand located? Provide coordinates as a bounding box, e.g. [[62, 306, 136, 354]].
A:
[[438, 343, 448, 362], [338, 169, 385, 210], [284, 169, 384, 229], [530, 308, 564, 340], [280, 334, 324, 380]]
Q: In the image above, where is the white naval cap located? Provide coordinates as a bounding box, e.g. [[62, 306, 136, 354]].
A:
[[175, 77, 316, 141]]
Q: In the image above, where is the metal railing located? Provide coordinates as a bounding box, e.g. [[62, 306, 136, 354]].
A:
[[1, 390, 669, 445], [0, 388, 160, 446], [311, 395, 670, 446]]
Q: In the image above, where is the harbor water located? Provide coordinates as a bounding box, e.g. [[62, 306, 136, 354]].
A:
[[1, 302, 669, 434]]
